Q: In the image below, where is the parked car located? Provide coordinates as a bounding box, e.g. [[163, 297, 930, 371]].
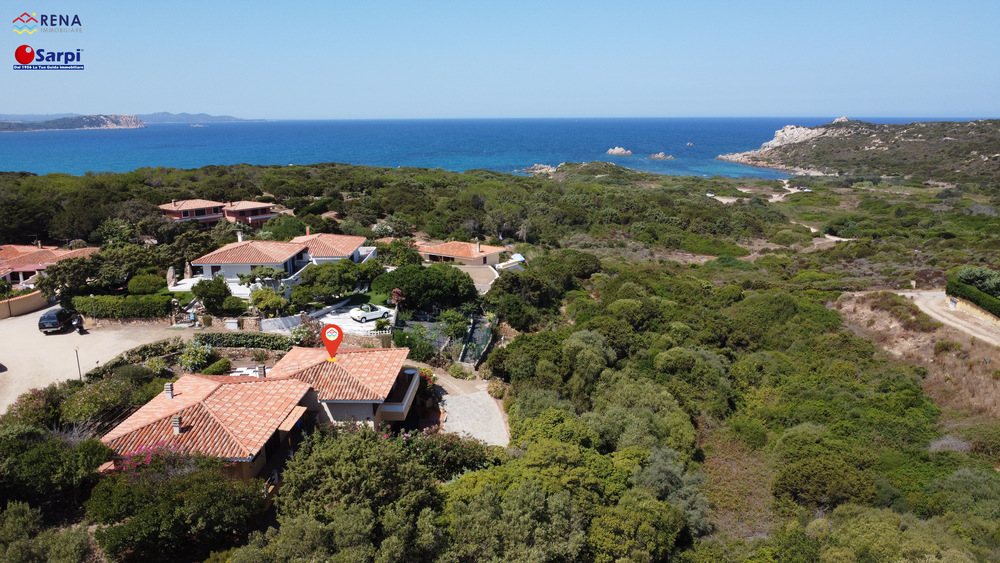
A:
[[349, 303, 391, 323], [38, 307, 79, 334]]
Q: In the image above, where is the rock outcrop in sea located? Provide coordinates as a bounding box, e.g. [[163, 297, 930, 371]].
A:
[[647, 152, 675, 160], [606, 147, 632, 156]]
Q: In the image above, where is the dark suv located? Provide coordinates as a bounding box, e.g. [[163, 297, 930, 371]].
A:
[[38, 307, 78, 334]]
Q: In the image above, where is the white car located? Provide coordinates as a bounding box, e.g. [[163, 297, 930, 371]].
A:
[[349, 303, 392, 322]]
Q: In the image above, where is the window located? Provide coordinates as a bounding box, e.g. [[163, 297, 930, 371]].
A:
[[181, 210, 189, 218], [194, 208, 206, 217]]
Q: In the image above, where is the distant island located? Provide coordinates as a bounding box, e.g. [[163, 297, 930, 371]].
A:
[[718, 117, 1000, 184], [0, 114, 145, 132], [136, 112, 258, 123]]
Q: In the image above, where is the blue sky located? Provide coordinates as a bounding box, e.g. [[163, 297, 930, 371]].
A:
[[6, 0, 1000, 119]]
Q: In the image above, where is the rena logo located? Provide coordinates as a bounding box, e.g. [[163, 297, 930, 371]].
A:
[[14, 44, 83, 69], [12, 11, 38, 34], [12, 11, 81, 34]]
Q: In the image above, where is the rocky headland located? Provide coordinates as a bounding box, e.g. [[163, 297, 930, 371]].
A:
[[606, 147, 633, 156], [0, 114, 146, 132], [717, 117, 1000, 183]]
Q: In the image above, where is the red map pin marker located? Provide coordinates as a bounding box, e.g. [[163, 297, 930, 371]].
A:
[[321, 324, 344, 362]]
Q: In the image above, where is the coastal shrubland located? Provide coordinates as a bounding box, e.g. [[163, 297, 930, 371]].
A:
[[2, 145, 1000, 559]]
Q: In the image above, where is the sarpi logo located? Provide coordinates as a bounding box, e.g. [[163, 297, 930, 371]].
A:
[[14, 44, 83, 70], [12, 12, 38, 34], [12, 11, 81, 34]]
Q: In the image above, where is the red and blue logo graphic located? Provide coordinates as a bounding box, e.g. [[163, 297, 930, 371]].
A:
[[12, 12, 38, 34], [13, 44, 83, 70]]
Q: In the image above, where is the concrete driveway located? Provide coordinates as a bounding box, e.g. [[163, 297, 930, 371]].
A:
[[435, 372, 509, 447], [0, 305, 191, 413]]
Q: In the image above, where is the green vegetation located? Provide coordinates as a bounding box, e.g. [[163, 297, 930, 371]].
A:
[[2, 144, 1000, 560]]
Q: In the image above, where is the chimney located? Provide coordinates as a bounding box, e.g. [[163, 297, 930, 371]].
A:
[[237, 230, 243, 243], [305, 226, 310, 236], [477, 241, 481, 253], [171, 199, 176, 208], [171, 414, 182, 435], [36, 240, 42, 249], [164, 382, 174, 399], [257, 364, 266, 378]]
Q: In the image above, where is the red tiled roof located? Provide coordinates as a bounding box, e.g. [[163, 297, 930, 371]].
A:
[[416, 241, 505, 259], [223, 201, 274, 212], [0, 246, 99, 272], [290, 233, 366, 258], [0, 244, 57, 261], [270, 346, 410, 402], [158, 199, 224, 212], [192, 240, 305, 265], [102, 375, 311, 460]]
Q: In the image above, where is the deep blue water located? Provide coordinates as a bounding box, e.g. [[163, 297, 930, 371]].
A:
[[0, 117, 953, 178]]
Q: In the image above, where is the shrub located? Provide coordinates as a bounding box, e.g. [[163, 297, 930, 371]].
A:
[[60, 378, 137, 424], [221, 296, 248, 316], [192, 276, 232, 315], [178, 340, 215, 372], [71, 294, 172, 318], [113, 365, 156, 385], [393, 329, 437, 362], [144, 357, 169, 377], [487, 378, 508, 399], [389, 426, 493, 481], [194, 332, 294, 351], [127, 274, 167, 295], [251, 349, 270, 362], [201, 358, 232, 376], [934, 340, 962, 355], [449, 363, 474, 380]]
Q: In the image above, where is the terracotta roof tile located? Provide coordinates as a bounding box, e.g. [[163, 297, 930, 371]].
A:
[[270, 346, 410, 402], [223, 201, 274, 212], [0, 246, 100, 271], [102, 375, 311, 460], [158, 199, 224, 212], [192, 240, 306, 265], [416, 241, 505, 260], [290, 233, 367, 258]]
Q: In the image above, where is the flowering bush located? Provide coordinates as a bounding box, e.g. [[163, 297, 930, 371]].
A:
[[290, 317, 322, 347], [144, 356, 170, 377], [417, 367, 437, 401]]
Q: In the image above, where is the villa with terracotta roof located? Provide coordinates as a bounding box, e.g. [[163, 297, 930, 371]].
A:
[[289, 232, 372, 264], [102, 374, 316, 481], [186, 239, 306, 297], [416, 241, 506, 266], [269, 346, 418, 424], [159, 199, 278, 229], [222, 201, 278, 228], [100, 345, 416, 480], [158, 199, 225, 226], [0, 244, 100, 288]]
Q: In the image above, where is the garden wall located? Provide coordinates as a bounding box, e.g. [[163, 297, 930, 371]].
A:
[[0, 290, 48, 320]]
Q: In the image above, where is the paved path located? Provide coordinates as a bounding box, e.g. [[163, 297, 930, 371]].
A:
[[435, 372, 509, 446], [0, 305, 192, 413], [898, 290, 1000, 347]]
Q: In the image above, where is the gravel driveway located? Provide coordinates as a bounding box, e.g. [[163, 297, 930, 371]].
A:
[[435, 373, 509, 446], [0, 305, 191, 413]]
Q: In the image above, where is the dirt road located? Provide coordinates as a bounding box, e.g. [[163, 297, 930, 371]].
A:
[[897, 290, 1000, 347], [0, 306, 192, 413]]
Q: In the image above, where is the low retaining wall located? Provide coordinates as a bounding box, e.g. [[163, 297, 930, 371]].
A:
[[950, 296, 1000, 327], [0, 290, 48, 320]]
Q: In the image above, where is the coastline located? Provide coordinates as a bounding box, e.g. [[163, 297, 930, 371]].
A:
[[716, 152, 827, 177]]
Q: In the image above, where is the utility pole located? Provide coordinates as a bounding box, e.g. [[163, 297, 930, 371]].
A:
[[74, 346, 82, 380]]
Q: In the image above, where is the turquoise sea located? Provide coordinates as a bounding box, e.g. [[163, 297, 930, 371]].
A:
[[0, 117, 945, 178]]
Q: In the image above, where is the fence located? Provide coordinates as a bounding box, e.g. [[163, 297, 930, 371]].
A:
[[461, 315, 493, 364]]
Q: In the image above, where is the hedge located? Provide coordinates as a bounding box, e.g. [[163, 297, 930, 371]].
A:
[[84, 338, 183, 382], [71, 294, 172, 318], [201, 358, 232, 376], [946, 276, 1000, 319], [193, 332, 294, 351], [127, 274, 167, 295]]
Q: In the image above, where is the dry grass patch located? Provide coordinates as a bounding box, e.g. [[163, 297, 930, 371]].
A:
[[702, 428, 777, 543]]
